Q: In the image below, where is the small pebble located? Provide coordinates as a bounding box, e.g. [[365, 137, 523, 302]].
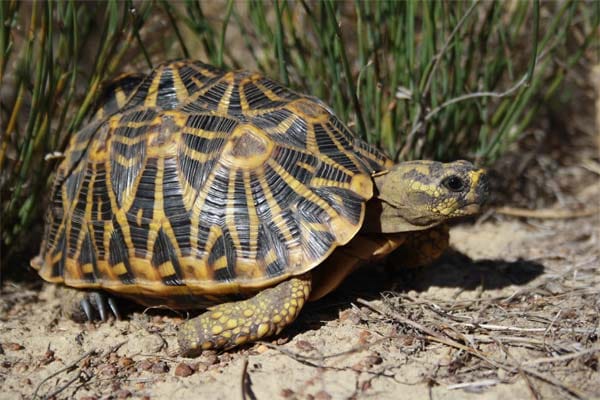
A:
[[150, 361, 169, 374], [98, 363, 117, 377], [41, 349, 55, 365], [116, 389, 132, 399], [363, 354, 383, 366], [295, 340, 314, 351], [194, 362, 208, 373], [174, 363, 194, 377], [13, 362, 29, 373], [118, 357, 135, 368], [137, 359, 153, 371], [200, 353, 218, 366], [314, 391, 332, 400], [358, 330, 371, 345], [254, 344, 269, 354], [280, 388, 295, 398], [5, 343, 24, 351]]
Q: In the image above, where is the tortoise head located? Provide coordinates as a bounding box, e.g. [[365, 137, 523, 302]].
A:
[[365, 160, 489, 233]]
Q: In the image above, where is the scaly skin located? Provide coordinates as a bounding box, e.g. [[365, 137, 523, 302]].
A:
[[391, 224, 450, 268], [178, 274, 312, 357]]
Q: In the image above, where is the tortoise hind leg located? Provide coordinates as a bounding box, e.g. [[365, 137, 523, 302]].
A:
[[178, 274, 312, 357]]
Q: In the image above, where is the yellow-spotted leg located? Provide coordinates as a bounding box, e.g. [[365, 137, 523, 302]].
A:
[[178, 274, 312, 357]]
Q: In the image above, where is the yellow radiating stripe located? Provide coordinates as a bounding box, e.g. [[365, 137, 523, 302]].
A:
[[62, 162, 89, 282], [305, 122, 318, 154], [217, 74, 234, 114], [188, 63, 219, 81], [114, 87, 128, 108], [69, 138, 95, 153], [297, 161, 316, 174], [136, 208, 144, 226], [112, 262, 128, 276], [355, 143, 393, 169], [93, 108, 105, 120], [189, 167, 219, 257], [310, 177, 351, 190], [81, 263, 94, 274], [243, 171, 259, 258], [158, 261, 176, 278], [305, 222, 329, 232], [321, 122, 366, 173], [176, 173, 197, 213], [213, 255, 228, 270], [103, 149, 143, 283], [201, 225, 227, 279], [170, 66, 188, 103], [238, 77, 251, 114], [181, 127, 230, 140], [100, 222, 116, 280], [256, 167, 295, 245], [74, 162, 99, 281], [254, 80, 286, 102], [112, 133, 148, 145], [267, 158, 340, 224], [181, 146, 217, 163], [112, 152, 144, 168], [262, 113, 297, 136], [264, 249, 278, 265], [187, 77, 222, 105], [144, 66, 163, 108], [225, 169, 240, 259], [51, 251, 63, 264]]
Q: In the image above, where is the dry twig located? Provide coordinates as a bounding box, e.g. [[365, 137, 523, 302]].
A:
[[495, 206, 599, 219]]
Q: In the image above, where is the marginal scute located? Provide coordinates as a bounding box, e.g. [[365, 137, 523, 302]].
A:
[[32, 59, 393, 302]]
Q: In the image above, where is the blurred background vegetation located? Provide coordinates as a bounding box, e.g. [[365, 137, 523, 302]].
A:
[[1, 0, 598, 273]]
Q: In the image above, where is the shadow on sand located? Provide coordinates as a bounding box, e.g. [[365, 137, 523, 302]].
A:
[[292, 249, 545, 334]]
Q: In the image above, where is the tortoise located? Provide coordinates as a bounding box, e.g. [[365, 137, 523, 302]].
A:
[[31, 60, 488, 357]]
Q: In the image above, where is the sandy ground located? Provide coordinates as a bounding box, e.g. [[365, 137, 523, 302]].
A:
[[1, 178, 598, 400]]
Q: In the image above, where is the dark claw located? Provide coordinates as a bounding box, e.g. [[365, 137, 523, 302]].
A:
[[92, 292, 108, 321], [108, 297, 121, 320], [80, 297, 95, 322], [75, 292, 121, 322]]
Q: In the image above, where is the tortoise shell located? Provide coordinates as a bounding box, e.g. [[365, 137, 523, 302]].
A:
[[32, 60, 392, 301]]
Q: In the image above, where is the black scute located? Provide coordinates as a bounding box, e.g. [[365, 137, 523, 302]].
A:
[[208, 229, 237, 282], [108, 220, 135, 284], [152, 228, 185, 286], [93, 73, 145, 117], [79, 230, 99, 283]]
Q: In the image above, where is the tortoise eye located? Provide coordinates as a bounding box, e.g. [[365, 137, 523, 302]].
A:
[[442, 176, 465, 192]]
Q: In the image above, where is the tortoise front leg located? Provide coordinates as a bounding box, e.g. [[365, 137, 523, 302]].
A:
[[391, 224, 450, 268], [177, 274, 312, 357]]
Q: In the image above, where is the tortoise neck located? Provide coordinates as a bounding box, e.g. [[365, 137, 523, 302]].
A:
[[362, 198, 435, 233]]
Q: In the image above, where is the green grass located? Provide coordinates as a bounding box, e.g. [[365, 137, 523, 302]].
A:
[[1, 0, 597, 270]]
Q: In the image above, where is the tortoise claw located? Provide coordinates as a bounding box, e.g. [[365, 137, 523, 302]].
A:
[[80, 296, 95, 322], [73, 291, 121, 322], [108, 296, 121, 320]]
